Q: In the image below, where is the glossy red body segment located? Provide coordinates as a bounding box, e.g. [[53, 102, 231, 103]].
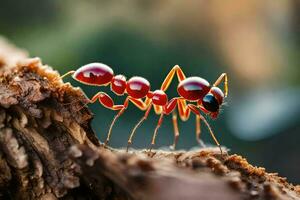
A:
[[177, 77, 210, 101], [126, 76, 150, 99], [111, 75, 127, 95], [164, 98, 178, 114], [210, 86, 224, 104], [99, 93, 114, 108], [73, 63, 114, 86], [152, 90, 168, 106]]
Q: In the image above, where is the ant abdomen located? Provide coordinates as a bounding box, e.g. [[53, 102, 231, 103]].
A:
[[73, 63, 114, 86]]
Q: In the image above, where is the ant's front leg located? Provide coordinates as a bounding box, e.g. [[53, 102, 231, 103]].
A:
[[189, 104, 224, 155], [213, 73, 228, 97], [178, 102, 222, 154]]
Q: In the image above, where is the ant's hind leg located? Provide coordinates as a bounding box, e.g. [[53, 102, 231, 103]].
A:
[[88, 92, 130, 146], [196, 115, 206, 148], [105, 97, 151, 147], [213, 73, 228, 97], [66, 92, 101, 112], [105, 107, 126, 146], [170, 111, 179, 150]]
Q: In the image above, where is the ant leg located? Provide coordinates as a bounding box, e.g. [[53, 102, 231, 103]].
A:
[[149, 113, 164, 152], [70, 92, 101, 112], [106, 107, 126, 146], [64, 92, 107, 113], [159, 65, 187, 147], [128, 97, 152, 111], [199, 115, 223, 156], [196, 115, 206, 148], [213, 73, 228, 97], [171, 99, 207, 148], [163, 98, 180, 150], [105, 97, 152, 146], [160, 65, 186, 92], [177, 99, 213, 148], [101, 95, 130, 146], [177, 98, 191, 121], [60, 70, 75, 79], [187, 104, 223, 155], [126, 103, 153, 152], [153, 104, 163, 115], [170, 111, 180, 150], [84, 92, 132, 146]]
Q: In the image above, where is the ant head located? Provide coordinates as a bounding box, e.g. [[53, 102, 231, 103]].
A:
[[198, 86, 224, 119]]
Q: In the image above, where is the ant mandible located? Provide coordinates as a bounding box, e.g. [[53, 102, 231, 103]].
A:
[[61, 63, 228, 154]]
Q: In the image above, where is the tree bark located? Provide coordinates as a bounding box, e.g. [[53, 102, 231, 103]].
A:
[[0, 37, 299, 200]]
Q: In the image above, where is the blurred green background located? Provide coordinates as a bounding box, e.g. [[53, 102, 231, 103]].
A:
[[1, 0, 299, 183]]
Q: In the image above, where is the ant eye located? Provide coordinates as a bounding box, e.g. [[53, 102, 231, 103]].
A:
[[202, 94, 219, 112]]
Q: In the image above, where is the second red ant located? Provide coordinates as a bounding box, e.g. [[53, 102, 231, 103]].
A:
[[61, 63, 228, 154]]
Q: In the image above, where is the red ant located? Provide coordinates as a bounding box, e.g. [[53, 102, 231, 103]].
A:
[[61, 63, 228, 154]]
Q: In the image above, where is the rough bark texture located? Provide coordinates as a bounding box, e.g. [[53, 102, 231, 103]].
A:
[[0, 38, 299, 200]]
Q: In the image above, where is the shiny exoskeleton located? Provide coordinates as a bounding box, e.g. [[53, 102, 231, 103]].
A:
[[61, 63, 228, 154]]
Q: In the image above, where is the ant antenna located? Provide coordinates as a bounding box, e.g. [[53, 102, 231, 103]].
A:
[[60, 70, 75, 79]]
